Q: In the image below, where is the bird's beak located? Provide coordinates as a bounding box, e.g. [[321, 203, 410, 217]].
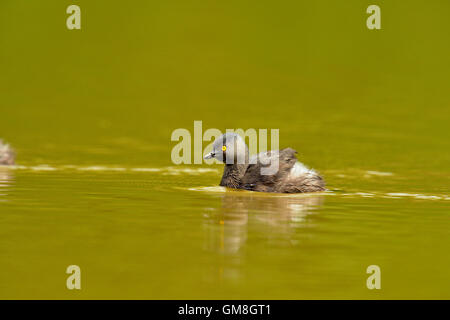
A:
[[204, 152, 214, 160]]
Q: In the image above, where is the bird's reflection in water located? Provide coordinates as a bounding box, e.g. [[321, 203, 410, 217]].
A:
[[0, 167, 14, 202], [202, 190, 324, 283]]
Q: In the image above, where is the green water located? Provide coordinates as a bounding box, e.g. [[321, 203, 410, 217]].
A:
[[1, 1, 449, 299]]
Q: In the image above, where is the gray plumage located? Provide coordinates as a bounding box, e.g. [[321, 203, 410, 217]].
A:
[[204, 133, 325, 193], [0, 140, 15, 165]]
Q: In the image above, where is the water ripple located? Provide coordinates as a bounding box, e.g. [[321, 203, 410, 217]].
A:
[[7, 164, 219, 175]]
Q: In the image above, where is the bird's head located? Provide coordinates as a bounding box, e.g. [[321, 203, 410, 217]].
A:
[[204, 132, 248, 164]]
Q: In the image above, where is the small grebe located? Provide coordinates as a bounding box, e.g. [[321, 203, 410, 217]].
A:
[[204, 133, 325, 193], [0, 140, 15, 165]]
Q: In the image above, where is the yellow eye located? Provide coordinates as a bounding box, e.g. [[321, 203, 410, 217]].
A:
[[221, 145, 227, 151]]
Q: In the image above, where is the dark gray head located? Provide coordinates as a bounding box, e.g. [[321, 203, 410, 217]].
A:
[[204, 132, 248, 164]]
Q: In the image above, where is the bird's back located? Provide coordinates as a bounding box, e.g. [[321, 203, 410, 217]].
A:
[[240, 148, 325, 193]]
